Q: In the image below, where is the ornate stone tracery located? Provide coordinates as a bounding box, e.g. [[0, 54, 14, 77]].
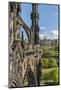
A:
[[9, 2, 42, 87]]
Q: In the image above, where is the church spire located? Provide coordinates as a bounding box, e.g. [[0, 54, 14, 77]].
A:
[[31, 3, 39, 44]]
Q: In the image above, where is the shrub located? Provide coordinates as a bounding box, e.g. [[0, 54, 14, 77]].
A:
[[49, 58, 57, 68], [50, 68, 58, 84], [41, 58, 49, 68], [41, 68, 58, 85]]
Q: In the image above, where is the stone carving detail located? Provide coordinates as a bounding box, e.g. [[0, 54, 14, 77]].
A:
[[9, 2, 42, 87]]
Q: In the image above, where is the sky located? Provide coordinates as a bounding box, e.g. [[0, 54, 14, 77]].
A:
[[20, 3, 59, 40]]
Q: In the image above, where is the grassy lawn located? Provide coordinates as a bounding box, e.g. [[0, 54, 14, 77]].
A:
[[40, 67, 59, 85], [40, 46, 59, 57], [41, 67, 58, 74]]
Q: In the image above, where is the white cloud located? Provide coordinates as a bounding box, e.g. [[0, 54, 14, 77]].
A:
[[39, 30, 58, 40], [39, 33, 44, 40], [39, 32, 50, 40], [40, 26, 46, 30], [51, 30, 58, 35], [51, 30, 58, 39]]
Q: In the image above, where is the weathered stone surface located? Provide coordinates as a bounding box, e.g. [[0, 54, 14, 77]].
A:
[[9, 2, 42, 87]]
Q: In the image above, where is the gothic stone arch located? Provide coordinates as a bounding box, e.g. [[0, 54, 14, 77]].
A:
[[23, 67, 35, 86], [17, 16, 31, 43], [9, 2, 31, 43]]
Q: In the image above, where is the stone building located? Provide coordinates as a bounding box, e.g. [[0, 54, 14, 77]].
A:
[[40, 39, 58, 47], [9, 2, 42, 87]]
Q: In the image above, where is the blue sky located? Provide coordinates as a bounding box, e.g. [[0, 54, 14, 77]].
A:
[[20, 3, 59, 40]]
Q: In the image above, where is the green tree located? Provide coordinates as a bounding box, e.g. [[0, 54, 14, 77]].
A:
[[41, 68, 58, 85], [42, 58, 49, 68], [43, 73, 49, 84], [49, 58, 57, 68], [50, 68, 58, 84], [42, 72, 52, 85]]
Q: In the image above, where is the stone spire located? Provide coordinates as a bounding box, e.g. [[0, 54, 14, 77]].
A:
[[21, 31, 24, 49], [31, 3, 39, 45]]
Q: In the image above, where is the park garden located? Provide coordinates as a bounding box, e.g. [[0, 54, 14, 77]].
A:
[[39, 46, 59, 85]]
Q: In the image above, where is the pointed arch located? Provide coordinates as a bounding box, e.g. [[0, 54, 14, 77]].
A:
[[17, 16, 31, 43], [23, 68, 35, 86]]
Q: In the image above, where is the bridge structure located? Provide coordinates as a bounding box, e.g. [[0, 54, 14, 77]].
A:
[[9, 2, 42, 87]]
